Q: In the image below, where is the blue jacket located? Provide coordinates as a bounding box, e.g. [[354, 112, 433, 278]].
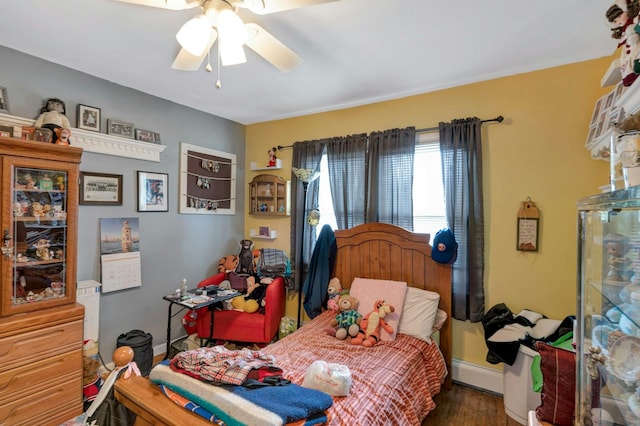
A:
[[302, 225, 337, 319]]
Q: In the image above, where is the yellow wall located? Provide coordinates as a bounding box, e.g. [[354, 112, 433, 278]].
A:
[[246, 56, 613, 369]]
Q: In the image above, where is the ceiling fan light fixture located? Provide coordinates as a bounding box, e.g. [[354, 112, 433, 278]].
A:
[[219, 38, 247, 65], [216, 8, 248, 45], [176, 14, 212, 56]]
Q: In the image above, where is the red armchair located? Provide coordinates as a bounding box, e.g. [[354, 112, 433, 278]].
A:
[[195, 272, 285, 344]]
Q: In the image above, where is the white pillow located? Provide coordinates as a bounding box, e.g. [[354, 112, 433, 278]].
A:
[[398, 287, 440, 343]]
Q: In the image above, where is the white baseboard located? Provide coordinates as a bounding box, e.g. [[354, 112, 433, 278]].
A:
[[451, 358, 503, 395]]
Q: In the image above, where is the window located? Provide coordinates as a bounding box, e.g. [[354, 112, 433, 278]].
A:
[[316, 132, 446, 242]]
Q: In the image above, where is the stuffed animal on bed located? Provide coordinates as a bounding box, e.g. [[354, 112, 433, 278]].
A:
[[326, 277, 343, 312], [329, 294, 362, 340], [351, 299, 395, 347]]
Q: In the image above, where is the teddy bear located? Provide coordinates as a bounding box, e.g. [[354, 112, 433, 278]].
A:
[[351, 299, 395, 347], [329, 294, 362, 340], [326, 277, 343, 312], [82, 356, 103, 410]]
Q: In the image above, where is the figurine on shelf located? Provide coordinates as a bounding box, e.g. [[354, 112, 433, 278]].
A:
[[54, 127, 71, 145], [56, 176, 65, 190], [35, 239, 50, 260], [33, 98, 70, 143], [268, 147, 277, 167], [606, 0, 640, 86], [604, 233, 631, 282], [31, 201, 44, 217]]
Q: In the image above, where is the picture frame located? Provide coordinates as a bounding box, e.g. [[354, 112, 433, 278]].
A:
[[0, 86, 9, 113], [517, 218, 539, 252], [179, 142, 236, 215], [259, 226, 271, 237], [0, 125, 13, 138], [135, 129, 156, 143], [77, 104, 101, 132], [137, 171, 168, 212], [79, 171, 123, 205], [107, 119, 135, 139], [33, 128, 52, 143]]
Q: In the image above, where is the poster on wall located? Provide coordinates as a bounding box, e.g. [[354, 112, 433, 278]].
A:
[[179, 142, 236, 215], [99, 217, 142, 292]]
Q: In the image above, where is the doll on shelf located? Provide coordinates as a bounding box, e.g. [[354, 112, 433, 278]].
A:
[[268, 147, 277, 167], [34, 98, 70, 143], [606, 0, 640, 86]]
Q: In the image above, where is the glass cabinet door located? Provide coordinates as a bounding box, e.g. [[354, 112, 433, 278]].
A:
[[1, 156, 77, 316], [577, 206, 640, 426]]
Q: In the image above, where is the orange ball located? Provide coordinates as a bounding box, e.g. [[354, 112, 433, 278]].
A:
[[113, 346, 134, 367]]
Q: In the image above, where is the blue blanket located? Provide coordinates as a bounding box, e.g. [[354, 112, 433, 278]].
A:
[[150, 362, 332, 426]]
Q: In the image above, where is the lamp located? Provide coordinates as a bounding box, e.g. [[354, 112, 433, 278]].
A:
[[176, 14, 213, 56], [292, 167, 320, 329]]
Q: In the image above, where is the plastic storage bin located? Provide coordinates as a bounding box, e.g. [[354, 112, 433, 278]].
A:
[[503, 344, 540, 425]]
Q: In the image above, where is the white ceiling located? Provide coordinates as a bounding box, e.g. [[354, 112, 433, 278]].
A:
[[0, 0, 614, 125]]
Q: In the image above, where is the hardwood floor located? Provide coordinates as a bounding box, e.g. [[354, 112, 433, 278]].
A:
[[422, 383, 523, 426]]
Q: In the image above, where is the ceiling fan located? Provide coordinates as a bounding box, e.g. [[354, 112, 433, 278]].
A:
[[114, 0, 337, 74]]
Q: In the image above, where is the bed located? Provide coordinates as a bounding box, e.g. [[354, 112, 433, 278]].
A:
[[114, 222, 452, 425]]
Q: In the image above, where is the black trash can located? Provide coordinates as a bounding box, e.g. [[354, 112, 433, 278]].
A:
[[116, 329, 153, 376]]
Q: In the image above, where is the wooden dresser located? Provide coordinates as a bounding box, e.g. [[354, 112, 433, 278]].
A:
[[0, 303, 84, 426]]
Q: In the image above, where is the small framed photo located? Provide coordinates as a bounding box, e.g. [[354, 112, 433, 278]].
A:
[[135, 129, 156, 143], [153, 132, 161, 144], [0, 86, 9, 113], [107, 119, 135, 139], [137, 171, 168, 212], [259, 226, 271, 237], [33, 128, 52, 143], [77, 104, 101, 132], [0, 125, 13, 138], [79, 171, 123, 205]]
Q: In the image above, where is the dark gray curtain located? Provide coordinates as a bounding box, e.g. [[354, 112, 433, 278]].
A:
[[290, 139, 326, 292], [439, 117, 485, 322], [326, 134, 367, 229], [366, 127, 416, 230]]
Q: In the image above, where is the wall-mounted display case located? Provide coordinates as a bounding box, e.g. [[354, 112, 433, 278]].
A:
[[249, 174, 290, 216]]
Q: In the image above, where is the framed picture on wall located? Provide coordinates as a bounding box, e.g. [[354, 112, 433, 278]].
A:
[[79, 171, 123, 205], [137, 171, 168, 212], [77, 104, 101, 132], [0, 86, 9, 113]]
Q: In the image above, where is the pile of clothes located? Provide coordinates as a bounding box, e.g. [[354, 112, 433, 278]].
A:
[[482, 303, 574, 365]]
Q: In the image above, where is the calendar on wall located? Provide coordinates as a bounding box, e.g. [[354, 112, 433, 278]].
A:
[[99, 217, 142, 293]]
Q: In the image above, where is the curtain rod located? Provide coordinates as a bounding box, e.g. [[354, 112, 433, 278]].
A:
[[276, 115, 504, 150], [415, 115, 504, 134]]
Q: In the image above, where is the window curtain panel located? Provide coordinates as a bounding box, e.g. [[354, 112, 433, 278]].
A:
[[326, 134, 367, 229], [439, 117, 485, 322], [366, 127, 416, 230], [291, 140, 326, 292]]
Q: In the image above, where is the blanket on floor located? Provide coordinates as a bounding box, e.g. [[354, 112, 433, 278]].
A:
[[150, 362, 333, 426]]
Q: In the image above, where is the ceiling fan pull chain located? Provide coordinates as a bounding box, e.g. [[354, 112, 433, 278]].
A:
[[205, 51, 213, 73], [216, 38, 222, 89]]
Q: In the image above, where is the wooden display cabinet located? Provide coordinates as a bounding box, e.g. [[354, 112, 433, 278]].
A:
[[0, 137, 82, 317], [249, 174, 290, 216]]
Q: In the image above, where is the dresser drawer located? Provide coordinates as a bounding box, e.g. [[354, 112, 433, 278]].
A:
[[0, 378, 82, 426], [0, 319, 82, 373], [0, 349, 82, 404]]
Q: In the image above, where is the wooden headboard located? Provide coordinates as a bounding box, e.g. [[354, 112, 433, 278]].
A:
[[333, 222, 452, 388]]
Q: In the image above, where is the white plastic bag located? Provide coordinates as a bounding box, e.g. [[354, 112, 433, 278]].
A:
[[302, 360, 352, 396]]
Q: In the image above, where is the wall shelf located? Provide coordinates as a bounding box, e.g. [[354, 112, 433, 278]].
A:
[[0, 112, 166, 162], [250, 159, 283, 170], [249, 229, 277, 240]]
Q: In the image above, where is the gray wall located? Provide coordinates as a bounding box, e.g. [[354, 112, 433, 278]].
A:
[[0, 46, 246, 358]]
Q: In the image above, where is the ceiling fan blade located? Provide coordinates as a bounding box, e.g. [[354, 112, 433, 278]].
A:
[[235, 0, 338, 15], [244, 23, 302, 72], [113, 0, 201, 11], [171, 29, 218, 71]]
